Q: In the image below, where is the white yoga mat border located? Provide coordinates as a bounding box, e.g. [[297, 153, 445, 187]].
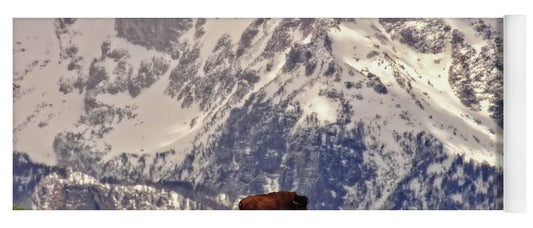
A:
[[504, 14, 527, 213]]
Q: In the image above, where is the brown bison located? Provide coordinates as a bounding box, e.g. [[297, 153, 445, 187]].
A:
[[238, 191, 309, 210]]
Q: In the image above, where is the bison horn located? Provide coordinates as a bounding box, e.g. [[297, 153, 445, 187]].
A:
[[292, 196, 303, 205], [292, 198, 300, 205], [292, 195, 308, 207]]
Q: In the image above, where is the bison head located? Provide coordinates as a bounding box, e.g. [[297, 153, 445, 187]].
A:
[[238, 191, 309, 210]]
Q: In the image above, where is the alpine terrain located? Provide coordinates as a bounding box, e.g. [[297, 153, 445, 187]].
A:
[[13, 18, 503, 209]]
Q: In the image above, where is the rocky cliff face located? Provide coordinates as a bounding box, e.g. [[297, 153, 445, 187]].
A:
[[13, 18, 503, 210]]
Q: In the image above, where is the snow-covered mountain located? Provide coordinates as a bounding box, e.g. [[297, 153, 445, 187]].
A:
[[13, 18, 503, 210]]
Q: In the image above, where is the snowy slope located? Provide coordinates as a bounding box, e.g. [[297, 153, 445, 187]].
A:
[[328, 19, 502, 165], [13, 18, 504, 210]]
